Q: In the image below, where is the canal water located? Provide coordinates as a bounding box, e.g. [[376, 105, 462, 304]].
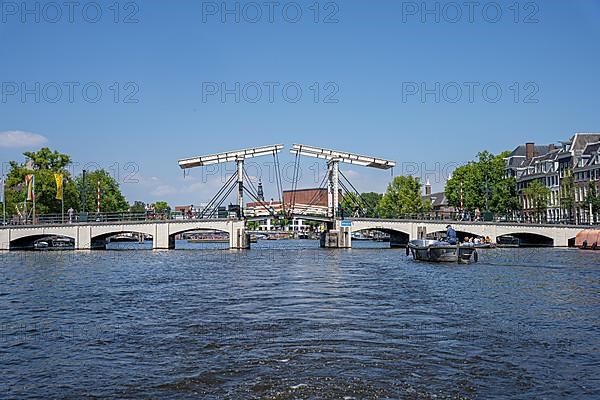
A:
[[1, 241, 599, 399]]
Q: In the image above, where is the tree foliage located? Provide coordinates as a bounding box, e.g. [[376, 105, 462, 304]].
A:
[[522, 180, 550, 222], [585, 181, 600, 220], [3, 148, 131, 218], [3, 148, 79, 216], [154, 201, 171, 214], [378, 176, 429, 218], [75, 170, 129, 213], [341, 192, 383, 217], [129, 201, 146, 213], [445, 151, 519, 216], [559, 172, 575, 222]]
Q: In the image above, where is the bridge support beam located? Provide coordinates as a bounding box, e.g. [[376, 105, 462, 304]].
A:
[[230, 223, 250, 249], [153, 224, 175, 250], [320, 227, 351, 249], [0, 230, 10, 251], [77, 226, 92, 250]]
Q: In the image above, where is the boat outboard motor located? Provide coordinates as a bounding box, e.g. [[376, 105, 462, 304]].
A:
[[473, 250, 478, 263]]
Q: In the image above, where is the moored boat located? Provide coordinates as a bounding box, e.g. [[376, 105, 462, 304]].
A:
[[473, 243, 496, 249], [497, 235, 520, 248], [407, 239, 478, 264], [576, 229, 600, 250], [34, 236, 74, 250], [187, 233, 229, 243]]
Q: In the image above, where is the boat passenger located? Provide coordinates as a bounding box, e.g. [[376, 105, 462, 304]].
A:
[[446, 225, 458, 245]]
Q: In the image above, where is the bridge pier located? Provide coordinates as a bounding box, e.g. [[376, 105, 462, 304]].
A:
[[320, 227, 352, 249], [230, 224, 250, 250], [153, 224, 175, 250], [1, 230, 9, 251]]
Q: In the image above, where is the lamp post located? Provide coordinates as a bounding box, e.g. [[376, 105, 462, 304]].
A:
[[81, 169, 86, 213], [483, 173, 490, 212], [61, 176, 65, 224], [1, 174, 6, 226]]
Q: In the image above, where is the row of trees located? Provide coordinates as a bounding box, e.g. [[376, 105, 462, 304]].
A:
[[342, 151, 519, 219], [344, 149, 600, 223], [444, 151, 519, 217], [524, 174, 600, 223], [2, 148, 168, 218], [342, 176, 431, 218]]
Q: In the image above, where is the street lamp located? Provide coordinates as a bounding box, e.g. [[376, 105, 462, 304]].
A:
[[80, 169, 86, 214], [482, 173, 491, 212], [1, 174, 6, 226]]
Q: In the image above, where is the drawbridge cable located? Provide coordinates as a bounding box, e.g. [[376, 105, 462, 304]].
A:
[[295, 171, 328, 216], [243, 187, 279, 219], [207, 180, 238, 219], [339, 170, 375, 214], [200, 173, 237, 218]]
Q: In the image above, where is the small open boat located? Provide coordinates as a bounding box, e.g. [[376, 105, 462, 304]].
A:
[[473, 243, 496, 249], [576, 229, 600, 250], [497, 235, 520, 248], [407, 240, 478, 264]]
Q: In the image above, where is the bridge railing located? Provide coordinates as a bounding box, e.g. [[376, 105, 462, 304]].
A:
[[347, 213, 594, 226], [0, 211, 230, 227]]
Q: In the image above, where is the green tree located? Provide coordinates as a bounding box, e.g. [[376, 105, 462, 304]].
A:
[[378, 176, 428, 218], [559, 172, 576, 223], [585, 181, 600, 223], [3, 148, 79, 217], [23, 148, 71, 171], [76, 170, 129, 213], [246, 220, 260, 230], [445, 150, 519, 216], [342, 191, 383, 217], [154, 201, 171, 214], [522, 180, 551, 223], [491, 176, 520, 217], [129, 201, 146, 213]]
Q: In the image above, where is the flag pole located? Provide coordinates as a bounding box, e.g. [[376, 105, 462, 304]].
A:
[[32, 175, 36, 224], [97, 178, 100, 214], [2, 175, 6, 226]]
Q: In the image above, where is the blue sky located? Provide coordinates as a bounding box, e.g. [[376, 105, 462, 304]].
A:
[[1, 0, 599, 206]]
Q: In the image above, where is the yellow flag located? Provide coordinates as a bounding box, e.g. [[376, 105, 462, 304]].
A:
[[25, 174, 35, 201], [54, 173, 63, 200]]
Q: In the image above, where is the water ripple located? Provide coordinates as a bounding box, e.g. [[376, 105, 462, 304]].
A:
[[1, 243, 599, 399]]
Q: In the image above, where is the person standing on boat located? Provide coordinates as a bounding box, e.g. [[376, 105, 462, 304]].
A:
[[446, 224, 458, 245]]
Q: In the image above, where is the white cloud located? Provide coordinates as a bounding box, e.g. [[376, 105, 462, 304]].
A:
[[0, 130, 48, 148], [151, 184, 178, 197]]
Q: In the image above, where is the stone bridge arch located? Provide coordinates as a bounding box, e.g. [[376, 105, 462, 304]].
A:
[[5, 227, 79, 250], [344, 220, 413, 248], [89, 224, 157, 250], [9, 232, 77, 250], [166, 220, 247, 250], [167, 222, 234, 249]]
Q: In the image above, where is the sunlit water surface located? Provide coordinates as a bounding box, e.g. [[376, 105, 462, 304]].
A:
[[1, 241, 599, 399]]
